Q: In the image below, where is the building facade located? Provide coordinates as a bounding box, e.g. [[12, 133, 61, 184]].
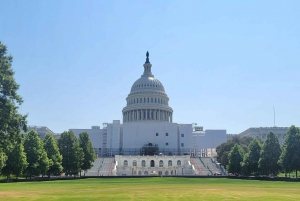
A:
[[239, 127, 289, 145], [71, 52, 227, 157]]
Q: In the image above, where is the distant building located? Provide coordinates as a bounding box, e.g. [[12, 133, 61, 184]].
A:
[[239, 127, 289, 145], [23, 125, 56, 139]]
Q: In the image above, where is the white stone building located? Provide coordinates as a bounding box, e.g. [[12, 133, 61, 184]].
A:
[[71, 52, 226, 157], [239, 127, 289, 145]]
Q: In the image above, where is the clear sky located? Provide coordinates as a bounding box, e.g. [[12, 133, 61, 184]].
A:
[[0, 0, 299, 134]]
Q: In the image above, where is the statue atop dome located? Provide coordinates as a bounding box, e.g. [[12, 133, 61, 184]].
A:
[[145, 51, 150, 63]]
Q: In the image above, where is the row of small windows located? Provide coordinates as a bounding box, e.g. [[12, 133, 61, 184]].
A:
[[133, 83, 162, 89], [155, 133, 184, 137], [128, 97, 167, 105], [123, 160, 182, 167], [164, 142, 184, 147]]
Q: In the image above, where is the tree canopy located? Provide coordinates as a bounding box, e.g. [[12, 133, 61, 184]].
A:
[[58, 131, 83, 175], [79, 132, 97, 175], [259, 132, 281, 176], [280, 125, 300, 175], [43, 133, 63, 177], [2, 141, 28, 179], [227, 144, 244, 175], [216, 135, 253, 168], [242, 138, 261, 175], [0, 41, 27, 150], [23, 130, 49, 178]]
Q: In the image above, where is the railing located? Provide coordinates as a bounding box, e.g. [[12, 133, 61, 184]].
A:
[[107, 157, 115, 176], [190, 158, 203, 175]]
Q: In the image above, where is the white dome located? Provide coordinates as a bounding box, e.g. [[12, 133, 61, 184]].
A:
[[122, 52, 173, 123], [130, 76, 165, 93]]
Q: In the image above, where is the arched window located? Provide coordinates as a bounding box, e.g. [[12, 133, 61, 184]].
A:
[[168, 160, 172, 166], [177, 160, 181, 166], [124, 160, 128, 166], [137, 98, 138, 103], [134, 99, 135, 104], [147, 98, 149, 103], [133, 160, 137, 166], [140, 98, 142, 103], [151, 98, 153, 103], [142, 160, 146, 167], [155, 98, 157, 103], [159, 160, 163, 167], [158, 99, 160, 104], [144, 98, 146, 103]]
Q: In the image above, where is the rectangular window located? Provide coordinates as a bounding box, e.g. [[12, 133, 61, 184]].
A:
[[181, 143, 184, 147], [156, 133, 159, 136], [165, 142, 168, 146], [166, 133, 168, 136], [181, 134, 184, 137]]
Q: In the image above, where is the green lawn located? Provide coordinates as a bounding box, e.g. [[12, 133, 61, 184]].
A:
[[0, 177, 300, 201]]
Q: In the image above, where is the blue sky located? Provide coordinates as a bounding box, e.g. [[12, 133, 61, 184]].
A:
[[0, 0, 299, 134]]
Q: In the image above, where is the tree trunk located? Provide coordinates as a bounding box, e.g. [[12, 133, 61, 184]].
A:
[[296, 169, 298, 179]]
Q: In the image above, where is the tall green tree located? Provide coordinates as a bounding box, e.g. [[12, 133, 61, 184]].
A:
[[0, 41, 27, 152], [23, 131, 49, 178], [259, 132, 281, 176], [0, 42, 27, 174], [2, 141, 28, 180], [227, 144, 244, 175], [58, 131, 82, 175], [43, 133, 63, 177], [79, 132, 97, 176], [280, 125, 300, 176], [242, 139, 261, 175]]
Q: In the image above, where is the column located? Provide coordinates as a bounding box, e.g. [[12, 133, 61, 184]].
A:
[[158, 110, 160, 121], [171, 113, 172, 122], [146, 109, 148, 120]]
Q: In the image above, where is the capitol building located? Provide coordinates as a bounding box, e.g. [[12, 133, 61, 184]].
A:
[[71, 52, 227, 159]]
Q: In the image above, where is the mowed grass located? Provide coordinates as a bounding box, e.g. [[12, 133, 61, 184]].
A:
[[0, 177, 300, 201]]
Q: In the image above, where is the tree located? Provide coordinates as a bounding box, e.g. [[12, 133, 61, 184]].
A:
[[0, 148, 7, 175], [280, 125, 300, 176], [23, 131, 49, 178], [259, 132, 281, 176], [79, 132, 97, 176], [290, 154, 300, 178], [58, 131, 82, 175], [43, 134, 63, 177], [216, 135, 253, 168], [242, 139, 261, 175], [0, 41, 27, 152], [2, 141, 28, 180], [227, 144, 244, 175]]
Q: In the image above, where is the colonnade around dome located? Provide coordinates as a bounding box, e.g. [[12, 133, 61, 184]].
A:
[[123, 109, 172, 122]]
